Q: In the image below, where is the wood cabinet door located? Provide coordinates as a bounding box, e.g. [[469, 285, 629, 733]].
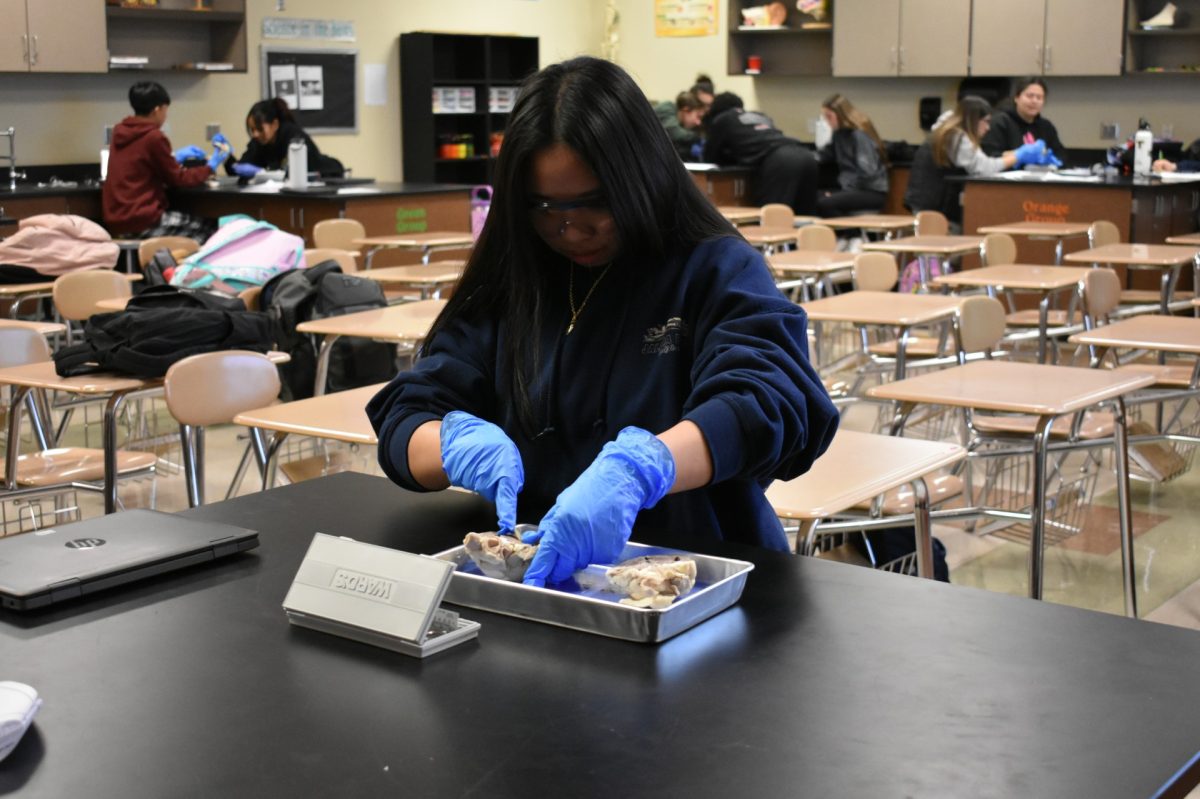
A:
[[899, 0, 970, 75], [969, 0, 1046, 76], [26, 0, 106, 73], [832, 0, 901, 76], [1043, 0, 1123, 75], [0, 0, 30, 72]]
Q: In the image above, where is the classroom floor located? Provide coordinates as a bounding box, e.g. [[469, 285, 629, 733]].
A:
[[6, 397, 1200, 633]]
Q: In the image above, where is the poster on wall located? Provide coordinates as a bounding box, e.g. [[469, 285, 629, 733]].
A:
[[298, 65, 325, 111], [269, 64, 299, 110], [655, 0, 718, 37]]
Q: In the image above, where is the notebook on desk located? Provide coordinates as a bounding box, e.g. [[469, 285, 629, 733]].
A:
[[0, 509, 258, 611]]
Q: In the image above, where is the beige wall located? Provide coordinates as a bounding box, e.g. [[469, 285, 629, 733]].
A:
[[1, 0, 603, 179], [610, 0, 1200, 152], [5, 1, 1200, 177]]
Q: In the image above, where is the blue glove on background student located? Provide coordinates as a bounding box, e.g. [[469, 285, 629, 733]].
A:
[[1042, 148, 1063, 168], [233, 162, 263, 178], [206, 145, 231, 171], [173, 145, 205, 164], [211, 132, 232, 152], [440, 411, 524, 533], [522, 427, 676, 587], [1013, 139, 1048, 168]]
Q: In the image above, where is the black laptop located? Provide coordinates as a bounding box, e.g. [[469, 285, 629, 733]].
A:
[[0, 509, 258, 610]]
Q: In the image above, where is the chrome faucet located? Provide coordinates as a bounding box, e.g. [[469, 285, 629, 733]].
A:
[[0, 128, 23, 190]]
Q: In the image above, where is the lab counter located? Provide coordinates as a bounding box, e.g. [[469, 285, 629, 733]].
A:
[[0, 182, 102, 225]]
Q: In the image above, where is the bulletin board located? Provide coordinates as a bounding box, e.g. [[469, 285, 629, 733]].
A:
[[260, 46, 358, 134]]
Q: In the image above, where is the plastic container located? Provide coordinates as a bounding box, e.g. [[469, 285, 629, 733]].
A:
[[287, 139, 308, 189], [1134, 129, 1153, 176], [470, 185, 492, 240]]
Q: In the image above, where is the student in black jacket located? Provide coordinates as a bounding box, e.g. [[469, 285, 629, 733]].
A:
[[225, 98, 339, 179], [816, 94, 889, 217], [980, 77, 1066, 164], [703, 92, 819, 215]]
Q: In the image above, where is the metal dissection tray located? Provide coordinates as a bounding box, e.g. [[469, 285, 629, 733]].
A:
[[431, 541, 754, 643]]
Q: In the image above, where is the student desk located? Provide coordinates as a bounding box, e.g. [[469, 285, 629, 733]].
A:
[[766, 430, 965, 578], [4, 471, 1200, 797], [296, 299, 445, 396], [736, 226, 800, 255], [233, 383, 382, 490], [932, 263, 1091, 363], [1167, 232, 1200, 246], [765, 250, 855, 298], [0, 319, 65, 336], [1063, 243, 1200, 315], [801, 291, 962, 380], [867, 360, 1153, 615], [976, 220, 1092, 264], [716, 205, 760, 225], [353, 232, 474, 268], [861, 234, 985, 291], [0, 281, 54, 319], [356, 261, 465, 300], [818, 213, 916, 240]]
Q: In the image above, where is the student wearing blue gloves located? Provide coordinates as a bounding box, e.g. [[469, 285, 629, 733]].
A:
[[102, 81, 229, 242], [223, 98, 342, 179], [905, 95, 1059, 229], [367, 56, 839, 588]]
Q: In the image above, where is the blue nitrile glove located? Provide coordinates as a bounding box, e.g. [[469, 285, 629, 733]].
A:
[[1013, 139, 1047, 168], [206, 144, 231, 171], [440, 410, 524, 533], [521, 427, 676, 587], [689, 140, 704, 160], [211, 132, 232, 153], [173, 145, 206, 164], [233, 162, 263, 178], [1042, 148, 1063, 168]]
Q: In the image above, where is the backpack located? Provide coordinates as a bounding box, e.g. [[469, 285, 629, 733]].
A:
[[170, 215, 304, 294], [261, 260, 393, 400], [53, 306, 272, 378]]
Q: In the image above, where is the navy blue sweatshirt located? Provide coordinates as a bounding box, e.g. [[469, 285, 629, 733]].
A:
[[366, 236, 839, 552]]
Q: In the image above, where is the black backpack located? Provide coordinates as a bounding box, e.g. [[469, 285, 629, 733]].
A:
[[53, 306, 272, 378], [260, 260, 393, 400]]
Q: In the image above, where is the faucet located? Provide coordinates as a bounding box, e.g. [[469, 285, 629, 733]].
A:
[[0, 128, 23, 190]]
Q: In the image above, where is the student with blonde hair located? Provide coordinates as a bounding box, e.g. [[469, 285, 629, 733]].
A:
[[816, 94, 888, 217]]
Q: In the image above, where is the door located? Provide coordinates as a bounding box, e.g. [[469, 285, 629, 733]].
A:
[[899, 0, 970, 75], [969, 0, 1046, 76], [26, 0, 107, 73], [0, 0, 30, 72], [832, 0, 901, 76], [1043, 0, 1123, 75]]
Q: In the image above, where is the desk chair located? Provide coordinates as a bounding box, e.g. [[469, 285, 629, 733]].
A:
[[980, 233, 1017, 266], [0, 328, 156, 530], [852, 252, 898, 291], [52, 270, 133, 345], [303, 248, 359, 273], [138, 236, 199, 269], [1089, 220, 1120, 249], [163, 350, 281, 507], [915, 211, 949, 236], [797, 224, 836, 251], [313, 218, 366, 252], [760, 203, 794, 228]]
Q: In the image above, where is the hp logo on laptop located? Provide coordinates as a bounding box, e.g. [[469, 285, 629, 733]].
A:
[[65, 538, 106, 549]]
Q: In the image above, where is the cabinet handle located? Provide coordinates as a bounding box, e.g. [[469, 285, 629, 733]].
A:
[[1034, 44, 1042, 71], [29, 35, 37, 67], [1043, 45, 1051, 73], [289, 208, 295, 228], [298, 208, 305, 229], [890, 46, 897, 70], [898, 46, 905, 73], [21, 34, 28, 65]]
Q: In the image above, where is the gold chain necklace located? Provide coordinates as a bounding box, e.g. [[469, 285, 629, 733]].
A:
[[566, 260, 613, 335]]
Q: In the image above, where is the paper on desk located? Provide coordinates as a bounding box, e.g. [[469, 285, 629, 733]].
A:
[[1158, 172, 1200, 182], [239, 180, 285, 194], [684, 163, 720, 171], [337, 187, 381, 195]]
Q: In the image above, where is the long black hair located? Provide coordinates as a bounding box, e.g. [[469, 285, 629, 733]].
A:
[[246, 98, 295, 137], [425, 56, 735, 435]]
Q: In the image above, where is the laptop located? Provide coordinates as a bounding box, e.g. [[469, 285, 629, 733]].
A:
[[0, 510, 258, 611]]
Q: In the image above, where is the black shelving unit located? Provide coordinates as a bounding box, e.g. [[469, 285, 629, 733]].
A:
[[400, 32, 539, 185]]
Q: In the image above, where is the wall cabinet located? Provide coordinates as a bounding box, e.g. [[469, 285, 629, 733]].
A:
[[832, 0, 970, 76], [105, 0, 248, 73], [727, 1, 833, 76], [970, 0, 1123, 76], [400, 33, 539, 185], [0, 0, 107, 73], [1125, 0, 1200, 74]]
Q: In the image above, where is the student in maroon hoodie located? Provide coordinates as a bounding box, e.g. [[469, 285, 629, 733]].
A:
[[102, 82, 230, 242]]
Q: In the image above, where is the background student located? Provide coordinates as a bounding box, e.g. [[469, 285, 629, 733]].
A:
[[980, 77, 1067, 165], [653, 90, 707, 161], [101, 81, 229, 242], [815, 93, 888, 217], [703, 92, 819, 215], [368, 57, 838, 587], [224, 98, 341, 179]]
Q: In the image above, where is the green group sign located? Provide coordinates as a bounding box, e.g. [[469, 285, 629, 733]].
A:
[[395, 207, 428, 234]]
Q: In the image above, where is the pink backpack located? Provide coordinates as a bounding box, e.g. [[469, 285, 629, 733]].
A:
[[899, 257, 946, 294], [170, 215, 304, 292]]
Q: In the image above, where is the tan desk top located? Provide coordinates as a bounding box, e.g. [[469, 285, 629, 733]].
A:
[[1068, 315, 1200, 354], [1063, 244, 1200, 266], [933, 263, 1091, 290], [717, 206, 761, 224], [353, 232, 474, 249], [0, 360, 149, 394], [801, 291, 962, 326], [0, 319, 66, 336], [977, 221, 1091, 237], [766, 430, 965, 519], [767, 250, 856, 274], [819, 214, 916, 230], [95, 297, 130, 312], [356, 262, 466, 285], [861, 235, 984, 255], [296, 299, 446, 341], [867, 360, 1154, 415], [738, 226, 800, 245], [234, 384, 383, 445], [0, 281, 53, 297], [1166, 232, 1200, 246]]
